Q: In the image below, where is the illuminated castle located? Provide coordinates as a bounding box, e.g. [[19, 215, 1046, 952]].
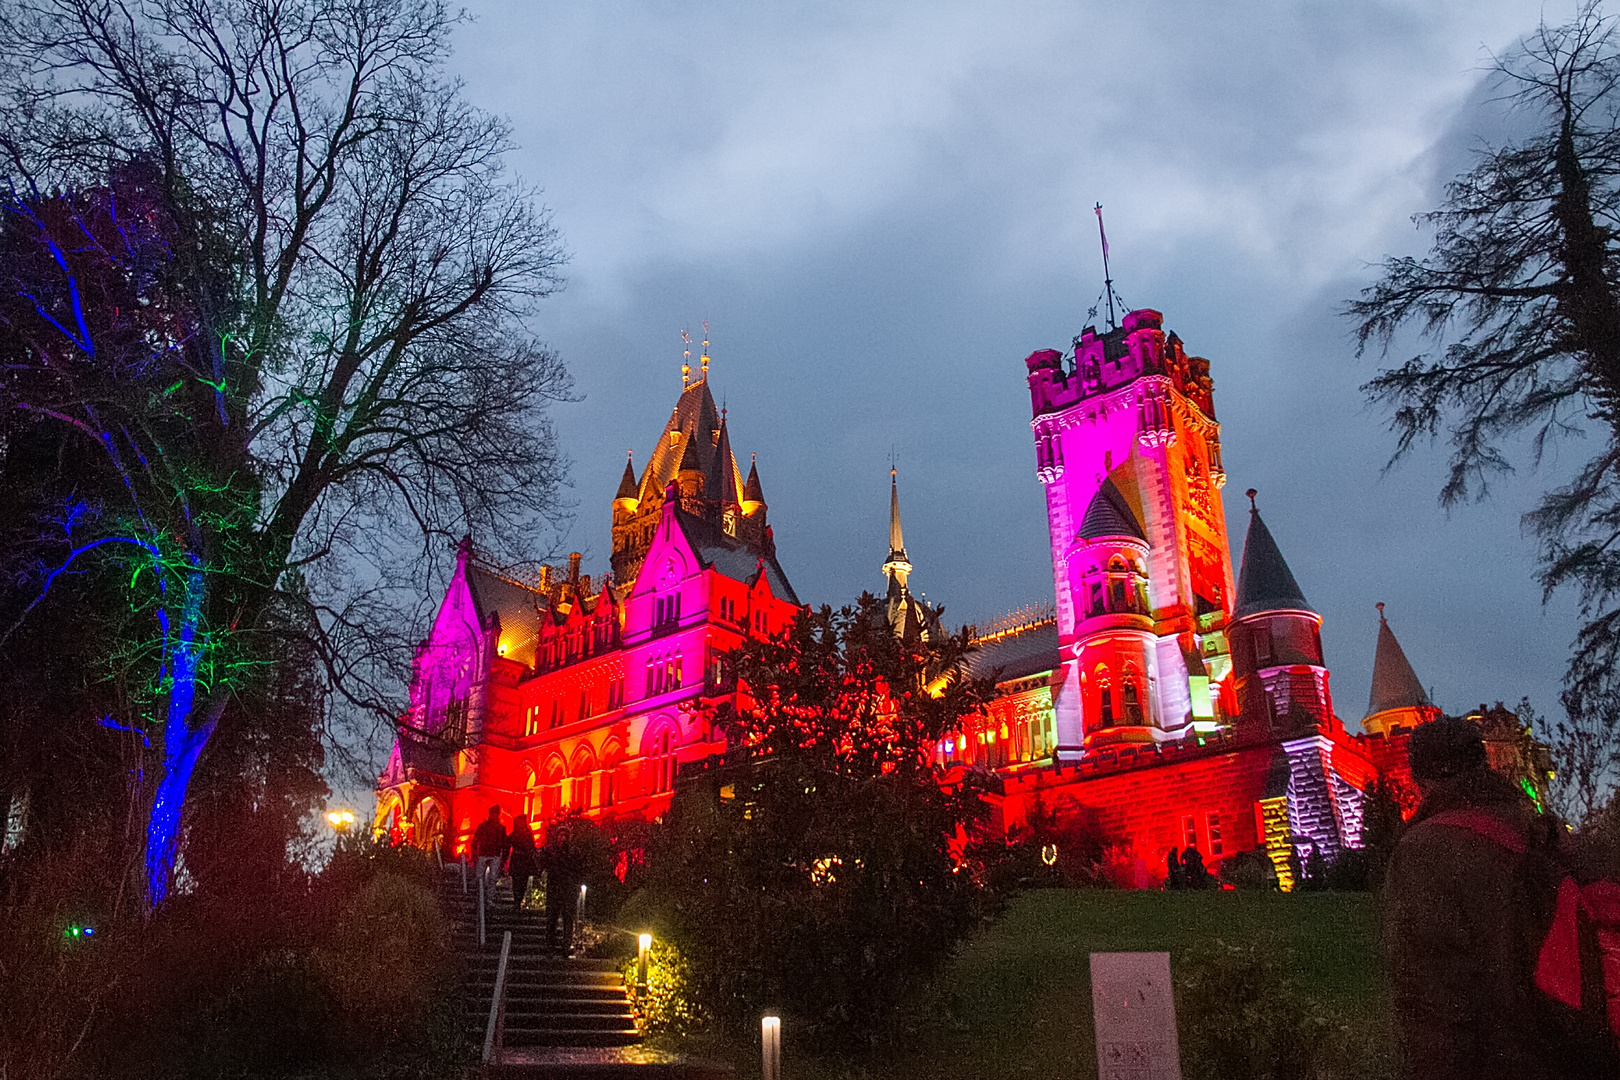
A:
[[376, 312, 1548, 887], [374, 361, 801, 854], [945, 307, 1547, 885]]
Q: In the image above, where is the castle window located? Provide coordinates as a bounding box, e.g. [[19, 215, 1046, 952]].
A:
[[1254, 625, 1273, 665], [1100, 686, 1115, 725], [1123, 677, 1143, 725], [578, 690, 590, 722], [608, 679, 624, 710], [651, 728, 677, 794], [550, 698, 563, 728], [1206, 812, 1223, 856], [525, 705, 541, 738], [1182, 815, 1198, 852]]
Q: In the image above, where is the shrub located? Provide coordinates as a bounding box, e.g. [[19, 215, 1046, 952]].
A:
[[619, 937, 707, 1037], [1176, 937, 1351, 1080]]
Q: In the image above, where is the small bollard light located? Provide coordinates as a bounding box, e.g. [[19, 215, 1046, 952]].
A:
[[637, 933, 652, 994], [761, 1014, 781, 1080]]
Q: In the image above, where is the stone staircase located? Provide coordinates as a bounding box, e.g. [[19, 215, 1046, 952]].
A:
[[438, 867, 641, 1051]]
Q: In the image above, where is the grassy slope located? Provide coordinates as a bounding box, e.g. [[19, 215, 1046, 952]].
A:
[[672, 888, 1392, 1080]]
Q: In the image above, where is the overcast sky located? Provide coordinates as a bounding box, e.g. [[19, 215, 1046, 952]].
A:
[[449, 1, 1580, 731]]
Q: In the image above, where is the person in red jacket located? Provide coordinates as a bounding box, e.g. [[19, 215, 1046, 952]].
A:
[[1382, 717, 1617, 1079]]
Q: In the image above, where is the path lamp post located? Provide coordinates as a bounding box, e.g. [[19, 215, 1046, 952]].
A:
[[637, 933, 652, 997], [761, 1014, 781, 1080], [575, 883, 587, 951]]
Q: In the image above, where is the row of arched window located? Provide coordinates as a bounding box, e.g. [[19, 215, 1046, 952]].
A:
[[519, 725, 681, 824]]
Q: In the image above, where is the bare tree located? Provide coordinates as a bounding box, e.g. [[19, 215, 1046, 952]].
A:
[[1349, 3, 1620, 723], [0, 0, 568, 904]]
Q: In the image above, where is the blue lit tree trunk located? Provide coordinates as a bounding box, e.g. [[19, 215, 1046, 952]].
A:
[[144, 567, 221, 906]]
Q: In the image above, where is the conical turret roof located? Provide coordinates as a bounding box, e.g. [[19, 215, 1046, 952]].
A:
[[616, 454, 638, 500], [676, 434, 702, 475], [1366, 606, 1430, 718], [1078, 478, 1146, 541], [744, 457, 764, 503], [1234, 502, 1314, 619]]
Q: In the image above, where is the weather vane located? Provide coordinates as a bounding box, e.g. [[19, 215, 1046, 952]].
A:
[[681, 328, 692, 389]]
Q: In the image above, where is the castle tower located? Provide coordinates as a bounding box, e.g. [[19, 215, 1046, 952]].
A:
[[1361, 605, 1440, 736], [611, 376, 770, 587], [1228, 493, 1336, 733], [1025, 309, 1236, 760]]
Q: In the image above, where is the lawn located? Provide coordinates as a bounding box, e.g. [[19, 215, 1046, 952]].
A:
[[667, 888, 1393, 1080]]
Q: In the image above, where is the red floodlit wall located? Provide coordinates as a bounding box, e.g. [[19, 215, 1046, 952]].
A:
[[994, 739, 1285, 884]]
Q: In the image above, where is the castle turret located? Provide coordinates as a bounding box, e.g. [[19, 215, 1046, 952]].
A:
[[883, 467, 913, 595], [1026, 308, 1236, 761], [1229, 492, 1335, 733], [1361, 604, 1439, 736]]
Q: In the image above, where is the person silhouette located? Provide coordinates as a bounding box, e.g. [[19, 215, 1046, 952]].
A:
[[1166, 847, 1187, 889]]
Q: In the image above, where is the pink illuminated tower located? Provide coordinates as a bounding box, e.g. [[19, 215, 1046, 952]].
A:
[[1025, 309, 1237, 760]]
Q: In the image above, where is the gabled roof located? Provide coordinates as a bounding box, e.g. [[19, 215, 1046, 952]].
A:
[[1078, 478, 1146, 542], [1234, 507, 1314, 619], [671, 503, 799, 604], [1366, 608, 1430, 718], [463, 562, 545, 662]]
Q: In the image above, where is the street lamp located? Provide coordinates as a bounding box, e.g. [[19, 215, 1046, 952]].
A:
[[637, 933, 652, 995], [761, 1014, 782, 1080], [326, 809, 356, 830]]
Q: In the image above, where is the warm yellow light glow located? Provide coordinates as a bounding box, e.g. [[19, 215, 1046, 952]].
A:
[[639, 933, 653, 950], [326, 809, 356, 829]]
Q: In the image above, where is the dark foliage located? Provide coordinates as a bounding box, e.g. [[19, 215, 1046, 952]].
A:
[[1348, 3, 1620, 733], [631, 594, 1000, 1047], [1, 836, 460, 1080], [1177, 937, 1351, 1080]]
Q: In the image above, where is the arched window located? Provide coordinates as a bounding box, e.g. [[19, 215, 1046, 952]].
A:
[[570, 746, 598, 812], [1123, 666, 1144, 724], [648, 726, 678, 794], [540, 756, 565, 823], [600, 741, 622, 809], [522, 765, 539, 820], [1095, 668, 1114, 727]]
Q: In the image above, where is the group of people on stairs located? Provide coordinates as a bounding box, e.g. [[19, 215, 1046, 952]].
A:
[[469, 806, 586, 954]]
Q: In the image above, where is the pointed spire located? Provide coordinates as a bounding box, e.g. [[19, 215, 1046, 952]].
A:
[[1366, 603, 1431, 718], [888, 467, 908, 564], [744, 452, 765, 504], [884, 467, 913, 593], [711, 415, 739, 502], [616, 451, 638, 501], [1233, 491, 1314, 620], [676, 434, 702, 475]]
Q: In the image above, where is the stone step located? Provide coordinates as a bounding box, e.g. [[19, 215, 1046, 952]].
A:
[[501, 1028, 643, 1048]]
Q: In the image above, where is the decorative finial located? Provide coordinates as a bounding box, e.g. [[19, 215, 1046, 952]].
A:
[[1245, 488, 1258, 511], [700, 319, 710, 380], [681, 328, 691, 389], [1376, 601, 1386, 619], [751, 451, 756, 464]]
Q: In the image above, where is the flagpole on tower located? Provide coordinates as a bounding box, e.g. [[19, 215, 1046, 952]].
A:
[[1095, 202, 1116, 330]]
